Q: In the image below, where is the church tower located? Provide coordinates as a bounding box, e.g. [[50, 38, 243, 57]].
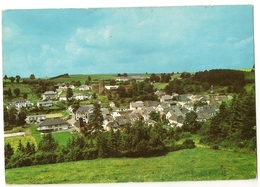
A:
[[209, 85, 216, 104], [99, 79, 105, 95]]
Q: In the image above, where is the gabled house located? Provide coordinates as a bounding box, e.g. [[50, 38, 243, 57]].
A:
[[75, 105, 94, 122], [156, 103, 170, 114], [42, 91, 58, 100], [130, 101, 144, 110], [54, 83, 67, 90], [79, 85, 91, 91], [168, 114, 184, 127], [37, 101, 53, 107], [110, 101, 116, 108], [25, 115, 46, 124], [73, 93, 90, 100], [160, 95, 172, 103], [104, 86, 119, 91], [7, 100, 32, 109], [144, 101, 160, 108], [199, 106, 216, 116], [37, 118, 69, 132]]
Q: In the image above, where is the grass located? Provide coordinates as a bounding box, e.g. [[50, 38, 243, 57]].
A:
[[153, 83, 168, 90], [29, 125, 73, 146], [5, 147, 257, 184], [4, 127, 38, 151]]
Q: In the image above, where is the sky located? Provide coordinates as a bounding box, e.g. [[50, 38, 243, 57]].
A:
[[2, 5, 255, 78]]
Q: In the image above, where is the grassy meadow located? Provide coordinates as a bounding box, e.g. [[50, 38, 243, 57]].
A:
[[5, 147, 257, 184]]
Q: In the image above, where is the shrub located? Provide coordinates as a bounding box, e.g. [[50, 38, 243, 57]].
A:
[[211, 144, 219, 150], [182, 139, 195, 149]]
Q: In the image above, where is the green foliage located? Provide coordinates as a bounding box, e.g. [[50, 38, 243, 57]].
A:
[[200, 90, 256, 150], [38, 133, 59, 152]]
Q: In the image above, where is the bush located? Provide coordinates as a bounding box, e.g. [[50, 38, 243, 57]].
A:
[[211, 144, 219, 150], [182, 139, 195, 149]]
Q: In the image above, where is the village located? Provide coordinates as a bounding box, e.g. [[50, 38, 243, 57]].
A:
[[5, 76, 233, 135]]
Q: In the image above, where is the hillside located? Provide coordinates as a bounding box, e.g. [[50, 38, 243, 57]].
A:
[[5, 147, 256, 184]]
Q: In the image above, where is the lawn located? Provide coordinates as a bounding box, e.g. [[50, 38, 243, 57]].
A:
[[30, 125, 73, 146], [5, 147, 257, 184], [4, 127, 37, 151]]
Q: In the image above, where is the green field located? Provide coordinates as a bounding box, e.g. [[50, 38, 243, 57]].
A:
[[5, 147, 256, 184]]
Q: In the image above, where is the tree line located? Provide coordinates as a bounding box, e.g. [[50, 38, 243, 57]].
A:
[[5, 120, 196, 169]]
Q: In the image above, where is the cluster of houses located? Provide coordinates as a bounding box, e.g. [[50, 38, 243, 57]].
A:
[[70, 87, 231, 132], [6, 79, 232, 134]]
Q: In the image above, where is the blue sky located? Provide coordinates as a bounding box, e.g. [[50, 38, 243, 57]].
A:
[[2, 5, 254, 78]]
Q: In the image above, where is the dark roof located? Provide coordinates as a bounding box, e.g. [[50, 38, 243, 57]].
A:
[[145, 101, 160, 107], [38, 118, 68, 127], [76, 105, 94, 114]]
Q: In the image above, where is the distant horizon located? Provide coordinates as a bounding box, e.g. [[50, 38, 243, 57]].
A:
[[8, 66, 252, 79], [3, 6, 254, 78]]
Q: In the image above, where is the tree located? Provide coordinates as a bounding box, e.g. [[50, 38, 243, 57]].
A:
[[84, 103, 104, 136], [17, 108, 27, 126], [4, 75, 8, 81], [29, 74, 35, 79], [15, 75, 21, 83], [66, 88, 73, 101], [9, 76, 15, 83], [110, 79, 116, 86], [14, 88, 20, 97], [7, 107, 18, 126], [183, 111, 200, 133], [23, 93, 28, 99], [4, 143, 14, 166], [180, 72, 191, 79], [38, 133, 59, 152], [88, 76, 92, 82], [149, 111, 160, 121]]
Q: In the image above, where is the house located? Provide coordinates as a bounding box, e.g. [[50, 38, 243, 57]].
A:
[[104, 86, 119, 91], [75, 105, 94, 122], [25, 115, 46, 124], [105, 121, 119, 131], [42, 91, 58, 100], [110, 101, 116, 108], [114, 116, 130, 128], [54, 83, 67, 90], [130, 101, 144, 110], [37, 101, 53, 107], [73, 93, 90, 100], [144, 101, 159, 108], [168, 114, 184, 127], [156, 103, 170, 114], [199, 106, 216, 116], [59, 95, 67, 101], [116, 77, 130, 82], [7, 100, 32, 109], [79, 85, 91, 91], [154, 90, 166, 97], [37, 118, 69, 132], [196, 112, 211, 122], [69, 85, 76, 89], [160, 95, 172, 103], [176, 95, 191, 106]]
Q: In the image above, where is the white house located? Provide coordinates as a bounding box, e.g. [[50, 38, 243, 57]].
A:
[[160, 95, 172, 103], [37, 118, 69, 132], [42, 91, 58, 100], [26, 115, 46, 124], [73, 93, 90, 100], [37, 101, 53, 107], [130, 101, 144, 110], [79, 85, 91, 91], [7, 100, 32, 109]]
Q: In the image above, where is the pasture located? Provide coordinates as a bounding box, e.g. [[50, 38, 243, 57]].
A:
[[5, 147, 257, 184]]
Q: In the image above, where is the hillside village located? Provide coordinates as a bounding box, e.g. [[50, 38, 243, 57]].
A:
[[4, 76, 232, 134]]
